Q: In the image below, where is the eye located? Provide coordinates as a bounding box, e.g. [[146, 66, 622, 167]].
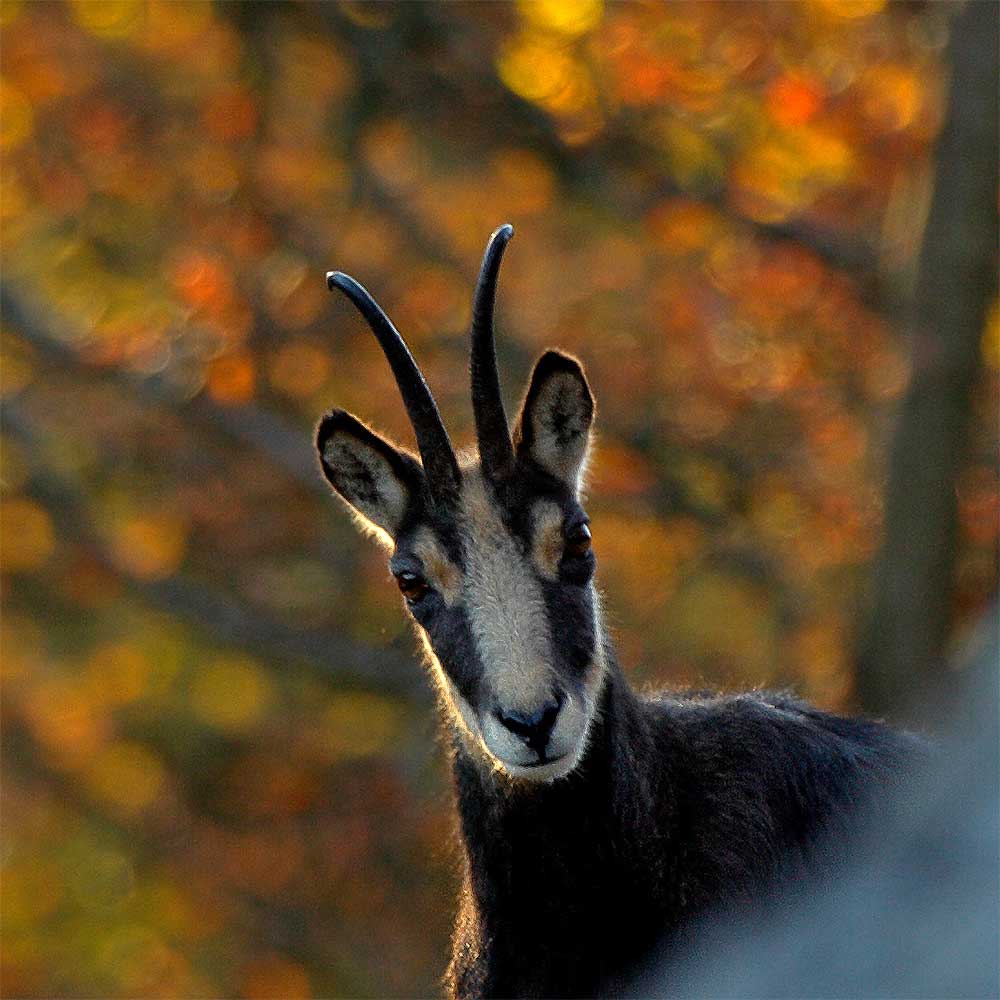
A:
[[564, 522, 592, 558], [396, 571, 430, 603]]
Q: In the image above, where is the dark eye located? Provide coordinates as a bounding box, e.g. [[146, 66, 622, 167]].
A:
[[564, 522, 592, 558], [396, 571, 430, 603]]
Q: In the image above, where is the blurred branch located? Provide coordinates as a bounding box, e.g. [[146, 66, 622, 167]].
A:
[[359, 164, 475, 278], [311, 1, 884, 307], [1, 285, 325, 497], [2, 282, 370, 582], [856, 0, 999, 722], [629, 165, 886, 305], [3, 717, 315, 972], [2, 397, 429, 702]]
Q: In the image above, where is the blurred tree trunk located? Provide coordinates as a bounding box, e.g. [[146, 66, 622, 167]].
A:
[[856, 1, 999, 723]]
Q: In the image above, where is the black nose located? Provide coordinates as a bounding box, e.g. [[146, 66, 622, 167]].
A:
[[496, 694, 564, 757]]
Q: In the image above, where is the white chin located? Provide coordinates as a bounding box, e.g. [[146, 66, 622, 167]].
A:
[[494, 748, 582, 783]]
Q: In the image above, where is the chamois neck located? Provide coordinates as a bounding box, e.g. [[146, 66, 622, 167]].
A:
[[446, 648, 674, 997], [448, 642, 664, 870]]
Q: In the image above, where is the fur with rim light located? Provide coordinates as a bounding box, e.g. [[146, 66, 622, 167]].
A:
[[315, 224, 924, 998]]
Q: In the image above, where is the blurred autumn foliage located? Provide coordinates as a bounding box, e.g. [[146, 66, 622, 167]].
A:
[[1, 1, 997, 997]]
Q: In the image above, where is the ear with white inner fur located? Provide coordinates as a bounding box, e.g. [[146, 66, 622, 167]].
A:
[[316, 409, 421, 544], [514, 350, 595, 491]]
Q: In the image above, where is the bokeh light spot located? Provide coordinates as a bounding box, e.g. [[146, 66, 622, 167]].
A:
[[84, 742, 165, 815], [318, 691, 406, 760], [207, 352, 256, 405], [267, 340, 332, 399], [0, 81, 33, 151], [109, 512, 187, 581], [0, 498, 55, 573], [71, 0, 143, 37], [189, 655, 273, 733], [84, 642, 152, 705], [813, 0, 886, 18], [767, 73, 824, 127], [519, 0, 603, 36], [241, 953, 312, 1000], [497, 34, 577, 104], [0, 0, 21, 25]]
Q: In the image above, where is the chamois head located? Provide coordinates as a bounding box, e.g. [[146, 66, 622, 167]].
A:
[[316, 225, 604, 782]]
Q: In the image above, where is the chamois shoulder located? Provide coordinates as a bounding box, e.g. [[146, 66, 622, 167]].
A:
[[651, 689, 923, 774], [622, 688, 927, 915], [649, 689, 922, 835], [644, 687, 921, 759]]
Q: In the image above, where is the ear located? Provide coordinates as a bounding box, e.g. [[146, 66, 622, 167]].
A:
[[316, 410, 421, 545], [514, 351, 595, 491]]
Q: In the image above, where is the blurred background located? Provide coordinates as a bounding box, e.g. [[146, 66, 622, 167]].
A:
[[1, 1, 996, 997]]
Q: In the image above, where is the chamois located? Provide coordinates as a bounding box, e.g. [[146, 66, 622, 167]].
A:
[[315, 224, 922, 999]]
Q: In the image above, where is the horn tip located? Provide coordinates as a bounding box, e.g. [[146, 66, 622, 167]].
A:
[[326, 270, 349, 292], [493, 223, 514, 243]]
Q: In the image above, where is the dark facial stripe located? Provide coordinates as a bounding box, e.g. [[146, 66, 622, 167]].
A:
[[422, 604, 485, 708], [540, 578, 597, 680]]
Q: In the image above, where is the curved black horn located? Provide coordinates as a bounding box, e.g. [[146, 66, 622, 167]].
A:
[[327, 271, 460, 504], [471, 223, 515, 479]]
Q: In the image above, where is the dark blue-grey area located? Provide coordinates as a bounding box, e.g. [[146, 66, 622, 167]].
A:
[[628, 616, 999, 1000]]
